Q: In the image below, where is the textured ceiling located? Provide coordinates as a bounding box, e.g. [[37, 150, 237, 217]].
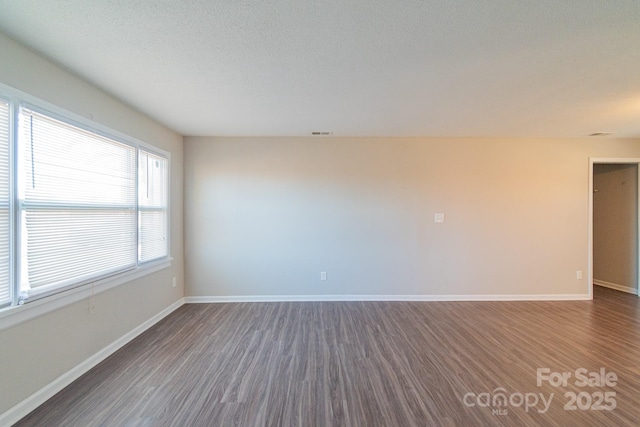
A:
[[0, 0, 639, 137]]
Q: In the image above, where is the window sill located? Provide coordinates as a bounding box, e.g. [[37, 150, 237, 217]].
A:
[[0, 257, 172, 332]]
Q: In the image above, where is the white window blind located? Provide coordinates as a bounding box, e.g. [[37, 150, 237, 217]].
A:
[[138, 150, 168, 263], [0, 100, 10, 307], [19, 108, 137, 296]]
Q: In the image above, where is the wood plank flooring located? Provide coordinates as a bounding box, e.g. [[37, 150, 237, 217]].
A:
[[14, 286, 640, 426]]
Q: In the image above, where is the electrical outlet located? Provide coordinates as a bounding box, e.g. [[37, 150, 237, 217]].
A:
[[320, 271, 327, 281], [576, 270, 583, 280], [172, 277, 177, 287]]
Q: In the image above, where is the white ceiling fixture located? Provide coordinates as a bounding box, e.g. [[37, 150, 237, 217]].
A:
[[0, 1, 638, 138]]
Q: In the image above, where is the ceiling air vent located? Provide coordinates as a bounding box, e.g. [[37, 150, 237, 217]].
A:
[[311, 131, 333, 136]]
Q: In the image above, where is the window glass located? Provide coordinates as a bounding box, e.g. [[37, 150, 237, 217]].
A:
[[0, 100, 10, 307], [138, 150, 168, 263], [19, 108, 138, 294]]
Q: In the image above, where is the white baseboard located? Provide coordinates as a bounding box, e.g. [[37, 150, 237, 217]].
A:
[[594, 279, 638, 295], [0, 298, 185, 427], [184, 294, 591, 303]]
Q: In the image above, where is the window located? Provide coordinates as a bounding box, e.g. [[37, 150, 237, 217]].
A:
[[138, 150, 168, 263], [0, 99, 10, 308], [19, 107, 139, 298], [0, 86, 170, 309]]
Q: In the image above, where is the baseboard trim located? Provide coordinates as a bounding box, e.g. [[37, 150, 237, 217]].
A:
[[594, 279, 637, 295], [0, 298, 185, 427], [184, 294, 591, 303]]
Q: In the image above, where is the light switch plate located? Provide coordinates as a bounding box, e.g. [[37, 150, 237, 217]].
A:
[[434, 213, 445, 223]]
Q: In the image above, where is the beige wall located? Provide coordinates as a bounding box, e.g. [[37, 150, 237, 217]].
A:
[[0, 33, 184, 415], [593, 163, 638, 292], [185, 136, 640, 298]]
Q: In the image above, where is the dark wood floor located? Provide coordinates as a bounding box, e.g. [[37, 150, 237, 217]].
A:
[[15, 286, 640, 426]]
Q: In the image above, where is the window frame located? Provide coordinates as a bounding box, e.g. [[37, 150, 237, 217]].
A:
[[0, 96, 14, 310], [137, 149, 170, 265], [0, 82, 172, 329]]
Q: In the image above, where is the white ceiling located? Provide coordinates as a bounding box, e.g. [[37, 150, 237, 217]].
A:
[[0, 0, 639, 138]]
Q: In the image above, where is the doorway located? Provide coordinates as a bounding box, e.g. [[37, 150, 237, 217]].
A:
[[589, 158, 640, 298]]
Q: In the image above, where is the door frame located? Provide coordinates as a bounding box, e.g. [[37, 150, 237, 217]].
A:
[[588, 158, 640, 298]]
